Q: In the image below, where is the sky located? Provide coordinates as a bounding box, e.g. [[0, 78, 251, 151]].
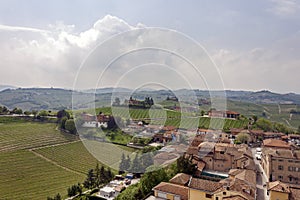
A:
[[0, 0, 299, 93]]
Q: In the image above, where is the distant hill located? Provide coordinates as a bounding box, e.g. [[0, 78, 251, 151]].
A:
[[1, 87, 300, 111], [0, 85, 17, 92]]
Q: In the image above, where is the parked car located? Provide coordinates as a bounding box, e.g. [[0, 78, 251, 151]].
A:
[[255, 153, 261, 160]]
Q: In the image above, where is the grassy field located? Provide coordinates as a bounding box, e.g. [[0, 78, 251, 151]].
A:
[[95, 106, 193, 120], [0, 149, 85, 200], [0, 122, 77, 152], [148, 117, 249, 130], [34, 141, 123, 174], [0, 121, 86, 199]]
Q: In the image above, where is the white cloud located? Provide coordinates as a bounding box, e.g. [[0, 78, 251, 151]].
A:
[[0, 15, 137, 88], [0, 14, 300, 93], [0, 24, 49, 33], [267, 0, 300, 17], [212, 32, 300, 93]]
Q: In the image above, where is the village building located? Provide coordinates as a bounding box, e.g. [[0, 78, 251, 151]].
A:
[[150, 169, 256, 200], [186, 138, 255, 173], [262, 148, 300, 184], [262, 139, 291, 150], [208, 110, 240, 119], [267, 181, 300, 200]]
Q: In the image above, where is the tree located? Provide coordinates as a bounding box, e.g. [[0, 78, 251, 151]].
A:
[[176, 155, 197, 175], [0, 106, 8, 114], [99, 165, 106, 184], [57, 109, 70, 119], [54, 193, 61, 200], [12, 107, 23, 114], [65, 119, 77, 134], [59, 116, 68, 129], [38, 110, 48, 117], [124, 155, 131, 171], [252, 115, 258, 123], [130, 154, 143, 173], [23, 111, 31, 116], [105, 167, 114, 181], [140, 153, 154, 172], [255, 118, 273, 132], [236, 132, 250, 144], [83, 169, 96, 189], [200, 110, 205, 116], [119, 153, 127, 173]]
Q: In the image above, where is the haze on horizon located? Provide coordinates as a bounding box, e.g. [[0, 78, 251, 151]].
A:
[[0, 0, 299, 93]]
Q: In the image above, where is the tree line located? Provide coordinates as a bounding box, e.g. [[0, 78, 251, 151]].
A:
[[47, 163, 114, 199]]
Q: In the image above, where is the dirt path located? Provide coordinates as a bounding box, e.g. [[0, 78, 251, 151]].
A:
[[29, 140, 85, 176]]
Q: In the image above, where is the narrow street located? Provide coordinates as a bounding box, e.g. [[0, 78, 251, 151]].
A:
[[251, 148, 269, 200]]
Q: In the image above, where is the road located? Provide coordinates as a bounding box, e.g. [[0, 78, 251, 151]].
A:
[[251, 148, 269, 200]]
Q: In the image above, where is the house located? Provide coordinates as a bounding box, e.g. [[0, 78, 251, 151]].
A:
[[81, 113, 96, 121], [151, 170, 256, 200], [267, 181, 290, 200], [263, 132, 285, 139], [262, 139, 291, 149], [208, 110, 240, 119], [262, 148, 300, 184], [99, 186, 115, 198], [153, 182, 189, 200], [187, 141, 255, 173]]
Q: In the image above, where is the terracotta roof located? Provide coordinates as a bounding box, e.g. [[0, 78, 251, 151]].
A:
[[153, 182, 188, 200], [169, 173, 191, 186], [263, 139, 290, 149], [191, 159, 206, 172], [186, 146, 199, 156], [189, 177, 223, 192], [290, 186, 300, 200], [226, 111, 240, 115], [223, 195, 247, 200], [263, 132, 285, 137], [249, 129, 264, 135], [228, 178, 256, 200], [153, 152, 179, 165], [228, 169, 256, 187], [268, 181, 290, 193], [263, 148, 300, 159]]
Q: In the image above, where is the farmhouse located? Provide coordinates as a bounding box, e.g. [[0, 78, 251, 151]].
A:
[[208, 110, 240, 119]]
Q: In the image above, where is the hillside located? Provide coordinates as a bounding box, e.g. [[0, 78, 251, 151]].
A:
[[1, 87, 300, 128]]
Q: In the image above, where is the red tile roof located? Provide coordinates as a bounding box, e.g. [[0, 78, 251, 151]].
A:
[[169, 173, 191, 186], [189, 178, 223, 192], [263, 139, 290, 149], [153, 182, 188, 200], [268, 181, 290, 193]]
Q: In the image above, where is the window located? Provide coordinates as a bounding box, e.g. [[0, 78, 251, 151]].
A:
[[289, 177, 293, 182], [205, 194, 212, 198], [288, 160, 293, 163], [278, 159, 283, 162], [278, 165, 284, 170], [223, 192, 226, 195], [279, 175, 283, 180]]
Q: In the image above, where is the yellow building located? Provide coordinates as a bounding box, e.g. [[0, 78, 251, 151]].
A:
[[267, 181, 290, 200]]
